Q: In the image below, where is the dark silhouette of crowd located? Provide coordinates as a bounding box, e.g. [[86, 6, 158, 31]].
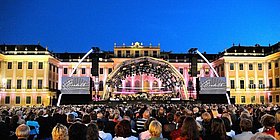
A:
[[0, 103, 280, 140]]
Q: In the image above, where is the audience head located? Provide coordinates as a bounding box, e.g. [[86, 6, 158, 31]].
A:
[[211, 118, 227, 139], [115, 120, 132, 138], [68, 122, 87, 140], [240, 118, 253, 132], [96, 119, 105, 131], [82, 114, 91, 124], [52, 123, 69, 140], [181, 116, 200, 140], [16, 124, 30, 140], [87, 123, 99, 140], [67, 113, 75, 123], [149, 120, 162, 138], [201, 112, 212, 122], [262, 114, 276, 128]]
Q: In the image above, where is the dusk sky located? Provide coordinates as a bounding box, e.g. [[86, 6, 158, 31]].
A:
[[0, 0, 280, 54]]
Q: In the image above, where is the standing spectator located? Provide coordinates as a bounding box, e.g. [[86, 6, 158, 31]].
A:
[[233, 118, 254, 140], [68, 122, 87, 140], [36, 109, 54, 140], [66, 114, 75, 128], [149, 120, 167, 140], [163, 113, 176, 139], [96, 119, 112, 140], [210, 118, 231, 140], [156, 107, 168, 128], [26, 114, 40, 140], [136, 110, 150, 133], [113, 120, 137, 140], [201, 112, 212, 139], [262, 114, 276, 137], [16, 124, 30, 140], [52, 123, 69, 140], [274, 123, 280, 140], [87, 123, 99, 140], [170, 116, 186, 140], [176, 117, 201, 140]]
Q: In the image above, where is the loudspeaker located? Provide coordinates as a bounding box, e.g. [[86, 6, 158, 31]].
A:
[[91, 57, 99, 76], [191, 55, 197, 77]]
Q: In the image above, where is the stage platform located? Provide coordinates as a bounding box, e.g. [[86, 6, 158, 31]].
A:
[[90, 99, 200, 106]]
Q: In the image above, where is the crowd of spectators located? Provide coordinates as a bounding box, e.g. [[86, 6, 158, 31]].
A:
[[0, 103, 280, 140]]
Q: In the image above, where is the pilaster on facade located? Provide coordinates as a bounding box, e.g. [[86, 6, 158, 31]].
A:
[[245, 62, 249, 90], [43, 61, 49, 90], [235, 62, 239, 90]]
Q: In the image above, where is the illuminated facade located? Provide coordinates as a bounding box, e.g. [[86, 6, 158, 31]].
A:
[[0, 45, 59, 106], [1, 42, 280, 106]]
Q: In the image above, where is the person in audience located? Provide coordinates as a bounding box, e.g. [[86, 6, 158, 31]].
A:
[[149, 120, 167, 140], [68, 122, 87, 140], [250, 132, 276, 140], [82, 114, 91, 126], [176, 116, 201, 140], [222, 117, 235, 138], [163, 113, 176, 139], [16, 124, 30, 140], [52, 123, 69, 140], [26, 113, 40, 140], [261, 114, 276, 137], [136, 109, 150, 133], [87, 123, 99, 140], [96, 119, 112, 140], [201, 112, 212, 139], [139, 117, 158, 140], [36, 109, 54, 140], [274, 110, 280, 124], [170, 115, 186, 140], [113, 120, 138, 140], [274, 123, 280, 140], [66, 114, 75, 128], [209, 118, 231, 140], [233, 118, 254, 140]]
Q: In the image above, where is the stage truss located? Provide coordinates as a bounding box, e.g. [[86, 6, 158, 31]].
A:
[[103, 57, 188, 100]]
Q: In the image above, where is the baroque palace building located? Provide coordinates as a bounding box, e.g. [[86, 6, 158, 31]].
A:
[[0, 42, 280, 106]]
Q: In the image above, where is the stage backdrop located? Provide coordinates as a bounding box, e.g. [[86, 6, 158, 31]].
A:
[[61, 77, 91, 94], [199, 77, 226, 94]]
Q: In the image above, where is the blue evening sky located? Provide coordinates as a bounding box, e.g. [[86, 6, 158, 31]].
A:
[[0, 0, 280, 53]]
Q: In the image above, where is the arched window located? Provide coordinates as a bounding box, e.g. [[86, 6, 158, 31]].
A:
[[152, 80, 158, 87], [125, 80, 131, 87]]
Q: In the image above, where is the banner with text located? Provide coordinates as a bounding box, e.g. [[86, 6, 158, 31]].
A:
[[199, 77, 226, 94], [61, 77, 90, 94]]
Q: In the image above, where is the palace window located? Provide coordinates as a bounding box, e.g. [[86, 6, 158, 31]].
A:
[[16, 96, 20, 104], [260, 96, 265, 103], [8, 62, 12, 69], [5, 96, 10, 104], [276, 78, 280, 88], [17, 80, 22, 89], [259, 80, 264, 89], [276, 61, 279, 68], [117, 50, 121, 57], [249, 63, 253, 70], [38, 80, 43, 89], [230, 63, 234, 70], [269, 62, 271, 69], [276, 95, 280, 103], [240, 80, 244, 89], [28, 62, 32, 69], [269, 95, 273, 102], [153, 51, 157, 57], [269, 79, 273, 88], [6, 79, 11, 89], [251, 96, 255, 103], [144, 51, 148, 56], [37, 96, 42, 104], [258, 63, 262, 70], [239, 63, 243, 70], [82, 68, 86, 74], [18, 62, 22, 69], [241, 96, 246, 103], [27, 80, 32, 89], [64, 68, 68, 74], [179, 68, 184, 75], [100, 68, 103, 74], [26, 96, 31, 104], [126, 50, 130, 57], [38, 62, 43, 69], [230, 80, 235, 89]]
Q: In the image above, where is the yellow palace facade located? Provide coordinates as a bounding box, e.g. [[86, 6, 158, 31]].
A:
[[0, 42, 280, 106]]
